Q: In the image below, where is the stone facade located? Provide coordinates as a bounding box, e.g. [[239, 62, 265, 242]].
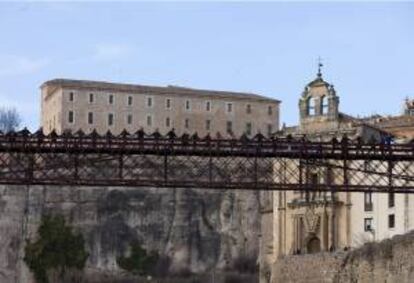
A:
[[271, 231, 414, 283], [260, 70, 414, 283], [41, 79, 280, 137]]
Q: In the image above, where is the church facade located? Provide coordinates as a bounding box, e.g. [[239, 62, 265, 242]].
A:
[[259, 69, 414, 283]]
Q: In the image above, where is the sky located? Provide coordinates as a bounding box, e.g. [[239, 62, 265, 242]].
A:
[[0, 1, 413, 131]]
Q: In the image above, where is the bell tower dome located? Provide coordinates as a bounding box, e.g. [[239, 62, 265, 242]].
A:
[[299, 63, 339, 127]]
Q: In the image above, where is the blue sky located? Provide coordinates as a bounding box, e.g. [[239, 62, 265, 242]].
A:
[[0, 1, 413, 130]]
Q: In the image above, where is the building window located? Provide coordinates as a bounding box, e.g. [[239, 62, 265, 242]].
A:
[[88, 112, 93, 125], [147, 97, 153, 108], [246, 104, 251, 114], [206, 101, 211, 112], [109, 94, 114, 105], [166, 117, 171, 127], [388, 192, 395, 208], [321, 96, 328, 115], [226, 121, 233, 134], [307, 97, 316, 116], [226, 103, 233, 113], [108, 113, 114, 126], [364, 218, 373, 231], [388, 214, 395, 229], [184, 118, 190, 129], [246, 122, 252, 135], [268, 105, 273, 115], [166, 98, 171, 109], [364, 192, 373, 211], [185, 100, 191, 111], [147, 115, 152, 126], [68, 111, 74, 124], [206, 119, 211, 131], [69, 92, 74, 102], [267, 124, 273, 136], [127, 114, 133, 125], [127, 96, 133, 106], [89, 93, 94, 103]]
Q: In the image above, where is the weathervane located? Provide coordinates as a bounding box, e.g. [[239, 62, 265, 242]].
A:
[[317, 57, 323, 78]]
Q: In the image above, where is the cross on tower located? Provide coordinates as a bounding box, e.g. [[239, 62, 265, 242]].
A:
[[317, 57, 323, 78]]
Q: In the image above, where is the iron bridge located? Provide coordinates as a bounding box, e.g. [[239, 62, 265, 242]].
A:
[[1, 129, 414, 193]]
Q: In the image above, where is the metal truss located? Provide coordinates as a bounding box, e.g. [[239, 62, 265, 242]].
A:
[[0, 129, 414, 193]]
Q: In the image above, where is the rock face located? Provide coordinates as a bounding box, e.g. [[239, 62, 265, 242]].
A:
[[0, 185, 260, 282]]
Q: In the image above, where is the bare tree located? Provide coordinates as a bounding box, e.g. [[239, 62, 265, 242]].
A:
[[0, 107, 21, 133]]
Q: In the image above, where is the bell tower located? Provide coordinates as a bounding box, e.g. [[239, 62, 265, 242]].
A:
[[299, 61, 339, 128]]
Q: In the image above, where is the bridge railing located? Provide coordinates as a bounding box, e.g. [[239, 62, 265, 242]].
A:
[[0, 128, 413, 192]]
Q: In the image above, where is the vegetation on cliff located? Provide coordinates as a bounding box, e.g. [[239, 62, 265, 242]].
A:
[[23, 215, 89, 283], [117, 241, 160, 276]]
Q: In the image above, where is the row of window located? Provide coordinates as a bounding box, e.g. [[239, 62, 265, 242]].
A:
[[364, 192, 395, 212], [68, 111, 273, 134], [68, 92, 274, 115], [364, 214, 395, 232]]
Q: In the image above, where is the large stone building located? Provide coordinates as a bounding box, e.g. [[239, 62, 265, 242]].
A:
[[360, 98, 414, 141], [260, 69, 414, 283], [41, 79, 280, 137]]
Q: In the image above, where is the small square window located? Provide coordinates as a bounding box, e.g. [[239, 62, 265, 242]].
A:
[[206, 101, 211, 112], [89, 93, 94, 103], [206, 119, 211, 131], [109, 94, 114, 105], [147, 97, 153, 108], [364, 192, 373, 211], [69, 92, 74, 102], [267, 124, 273, 136], [388, 214, 395, 229], [127, 96, 133, 106], [388, 192, 395, 208], [226, 121, 233, 134], [68, 111, 74, 124], [166, 98, 171, 109], [226, 103, 233, 113], [246, 104, 251, 114], [108, 113, 114, 126], [127, 114, 133, 125], [246, 122, 252, 135], [88, 112, 93, 125], [364, 218, 373, 231]]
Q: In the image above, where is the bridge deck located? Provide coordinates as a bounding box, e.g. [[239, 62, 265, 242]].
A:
[[0, 129, 413, 193]]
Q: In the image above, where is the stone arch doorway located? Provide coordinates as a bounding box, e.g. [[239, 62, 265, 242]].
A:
[[307, 237, 321, 254]]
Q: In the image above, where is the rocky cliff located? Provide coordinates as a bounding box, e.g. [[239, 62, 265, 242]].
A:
[[0, 185, 260, 282]]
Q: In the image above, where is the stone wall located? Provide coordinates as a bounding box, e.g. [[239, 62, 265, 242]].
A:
[[271, 231, 414, 283], [0, 185, 261, 283]]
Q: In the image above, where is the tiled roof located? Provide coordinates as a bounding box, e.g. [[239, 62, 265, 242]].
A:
[[41, 79, 280, 103]]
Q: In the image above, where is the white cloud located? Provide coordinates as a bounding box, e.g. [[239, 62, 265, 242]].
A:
[[92, 43, 133, 61], [0, 55, 49, 76]]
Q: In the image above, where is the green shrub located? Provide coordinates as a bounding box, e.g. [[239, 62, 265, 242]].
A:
[[117, 241, 159, 276], [24, 215, 89, 283]]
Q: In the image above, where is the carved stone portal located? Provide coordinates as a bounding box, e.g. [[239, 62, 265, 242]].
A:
[[304, 208, 320, 234]]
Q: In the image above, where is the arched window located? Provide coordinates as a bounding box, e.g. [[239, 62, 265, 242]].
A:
[[321, 96, 328, 115], [307, 97, 316, 116]]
